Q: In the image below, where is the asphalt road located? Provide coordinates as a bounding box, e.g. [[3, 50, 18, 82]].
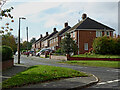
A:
[[14, 55, 120, 89]]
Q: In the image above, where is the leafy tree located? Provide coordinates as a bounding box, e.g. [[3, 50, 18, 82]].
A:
[[30, 38, 36, 44], [60, 33, 78, 55], [2, 32, 17, 53], [0, 1, 14, 34], [20, 41, 32, 51]]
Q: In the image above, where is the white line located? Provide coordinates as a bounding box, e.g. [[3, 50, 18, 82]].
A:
[[97, 79, 120, 85]]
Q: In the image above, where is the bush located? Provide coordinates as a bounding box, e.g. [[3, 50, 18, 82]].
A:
[[55, 48, 61, 53], [22, 50, 26, 53], [2, 45, 13, 61], [93, 36, 119, 55]]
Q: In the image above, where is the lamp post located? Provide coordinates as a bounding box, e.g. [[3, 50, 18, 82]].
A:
[[18, 17, 26, 64], [26, 27, 29, 57]]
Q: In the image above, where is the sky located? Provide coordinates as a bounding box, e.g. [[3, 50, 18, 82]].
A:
[[0, 0, 119, 42]]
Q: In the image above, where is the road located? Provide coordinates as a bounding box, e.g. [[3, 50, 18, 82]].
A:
[[14, 55, 120, 89]]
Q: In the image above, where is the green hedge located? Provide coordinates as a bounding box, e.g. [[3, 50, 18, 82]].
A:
[[93, 36, 120, 55], [2, 45, 13, 61]]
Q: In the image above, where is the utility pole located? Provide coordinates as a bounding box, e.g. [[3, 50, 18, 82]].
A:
[[26, 27, 29, 57]]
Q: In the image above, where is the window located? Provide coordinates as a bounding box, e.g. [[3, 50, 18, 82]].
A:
[[84, 43, 88, 50], [106, 31, 110, 36], [96, 31, 102, 37], [73, 32, 75, 38]]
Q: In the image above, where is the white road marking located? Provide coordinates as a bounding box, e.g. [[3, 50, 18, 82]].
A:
[[97, 79, 120, 85], [107, 69, 119, 72]]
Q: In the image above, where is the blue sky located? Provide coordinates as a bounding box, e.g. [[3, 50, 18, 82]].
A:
[[1, 0, 119, 41]]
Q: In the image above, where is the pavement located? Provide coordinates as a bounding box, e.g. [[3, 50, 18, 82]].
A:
[[2, 56, 99, 89]]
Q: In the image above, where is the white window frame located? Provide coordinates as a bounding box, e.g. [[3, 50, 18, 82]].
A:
[[84, 43, 88, 51], [96, 31, 102, 37], [106, 31, 110, 36], [73, 32, 75, 38]]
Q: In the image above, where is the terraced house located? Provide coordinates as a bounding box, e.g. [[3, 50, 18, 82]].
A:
[[32, 13, 115, 54], [48, 22, 71, 50]]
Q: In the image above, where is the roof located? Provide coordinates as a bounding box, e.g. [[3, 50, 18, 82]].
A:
[[41, 31, 58, 42], [68, 17, 115, 32], [49, 26, 71, 40]]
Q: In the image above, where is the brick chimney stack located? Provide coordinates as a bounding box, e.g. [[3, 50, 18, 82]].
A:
[[64, 22, 68, 28], [53, 28, 56, 32], [46, 32, 48, 36], [82, 13, 87, 20], [40, 34, 42, 38]]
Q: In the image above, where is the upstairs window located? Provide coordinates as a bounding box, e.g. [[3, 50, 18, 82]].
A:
[[106, 31, 110, 36], [96, 31, 102, 37], [73, 32, 75, 38]]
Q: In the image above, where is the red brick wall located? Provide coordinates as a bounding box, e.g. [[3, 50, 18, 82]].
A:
[[1, 59, 14, 70], [78, 30, 96, 54], [69, 57, 120, 61]]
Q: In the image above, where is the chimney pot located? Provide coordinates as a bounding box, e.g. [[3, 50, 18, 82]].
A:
[[53, 28, 56, 32], [64, 22, 68, 28], [40, 34, 42, 38], [82, 13, 87, 20], [46, 32, 48, 36]]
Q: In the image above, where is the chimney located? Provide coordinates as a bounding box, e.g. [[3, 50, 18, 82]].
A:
[[53, 28, 56, 32], [64, 22, 68, 28], [82, 13, 87, 20], [46, 32, 48, 36], [40, 34, 42, 38]]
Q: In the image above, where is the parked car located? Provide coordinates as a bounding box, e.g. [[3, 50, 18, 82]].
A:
[[15, 51, 21, 56], [36, 48, 54, 56]]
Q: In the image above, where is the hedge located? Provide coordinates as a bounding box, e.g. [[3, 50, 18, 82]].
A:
[[2, 45, 13, 61], [93, 36, 120, 55]]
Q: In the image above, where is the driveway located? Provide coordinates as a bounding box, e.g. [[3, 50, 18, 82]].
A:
[[13, 55, 120, 89]]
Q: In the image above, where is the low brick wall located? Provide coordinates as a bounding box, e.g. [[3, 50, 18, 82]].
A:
[[50, 55, 67, 61], [69, 57, 120, 61], [0, 58, 14, 71], [40, 55, 46, 58]]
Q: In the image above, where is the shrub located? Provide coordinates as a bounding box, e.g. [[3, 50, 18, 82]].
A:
[[22, 50, 26, 53], [93, 36, 119, 55], [2, 45, 13, 61], [55, 48, 61, 53]]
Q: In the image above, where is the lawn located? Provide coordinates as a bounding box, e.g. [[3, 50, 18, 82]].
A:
[[60, 61, 120, 68], [72, 54, 120, 58], [2, 65, 88, 88]]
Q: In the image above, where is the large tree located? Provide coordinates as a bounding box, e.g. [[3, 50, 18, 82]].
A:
[[2, 32, 17, 53], [60, 33, 78, 55]]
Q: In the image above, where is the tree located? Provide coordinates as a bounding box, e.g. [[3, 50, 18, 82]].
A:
[[30, 38, 36, 44], [60, 33, 78, 55], [0, 1, 14, 34], [20, 41, 32, 51], [2, 32, 17, 53]]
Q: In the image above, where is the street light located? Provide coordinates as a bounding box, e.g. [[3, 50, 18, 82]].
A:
[[18, 17, 26, 64]]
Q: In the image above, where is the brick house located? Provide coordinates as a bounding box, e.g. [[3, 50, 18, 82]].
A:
[[48, 22, 71, 50], [67, 14, 115, 54], [31, 34, 43, 51], [41, 28, 58, 49]]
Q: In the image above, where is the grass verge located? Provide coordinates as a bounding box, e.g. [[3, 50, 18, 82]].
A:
[[2, 65, 88, 88], [59, 61, 120, 68], [72, 54, 120, 58]]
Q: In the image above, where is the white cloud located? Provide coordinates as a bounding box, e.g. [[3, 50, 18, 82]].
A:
[[11, 2, 62, 19]]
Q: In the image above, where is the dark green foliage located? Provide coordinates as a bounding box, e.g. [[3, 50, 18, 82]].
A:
[[60, 33, 78, 55], [93, 36, 120, 55], [55, 48, 62, 53], [2, 45, 13, 61], [2, 32, 17, 53]]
